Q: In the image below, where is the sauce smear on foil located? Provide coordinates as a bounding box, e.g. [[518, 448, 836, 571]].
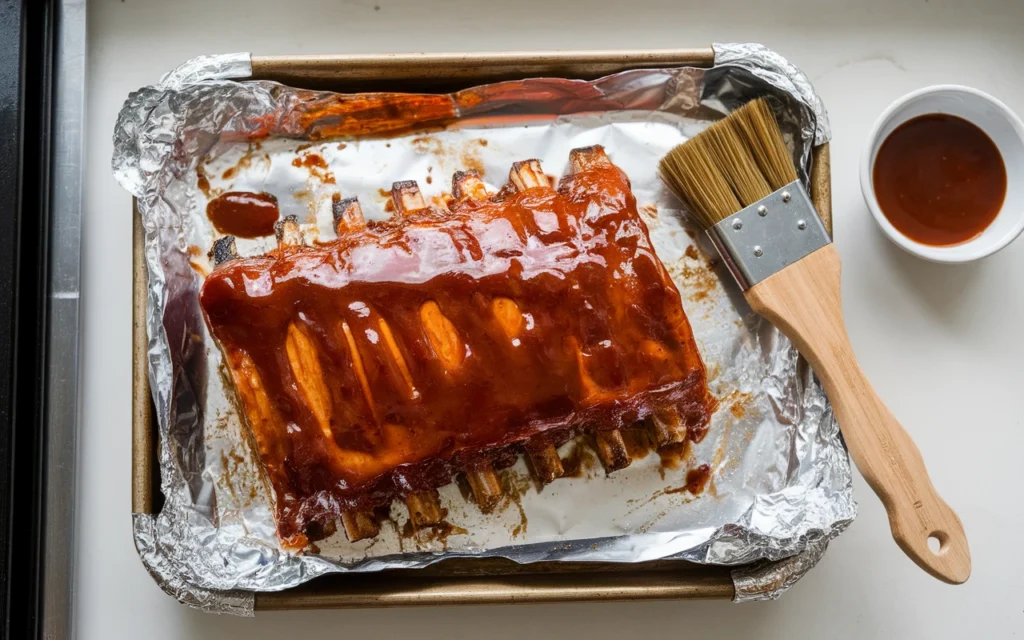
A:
[[207, 191, 280, 238]]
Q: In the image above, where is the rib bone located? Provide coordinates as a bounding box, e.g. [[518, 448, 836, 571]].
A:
[[594, 429, 631, 472], [568, 145, 614, 173], [210, 236, 239, 266], [285, 202, 441, 526], [491, 297, 524, 343], [274, 214, 303, 246], [337, 320, 379, 423], [527, 443, 565, 484], [275, 211, 382, 540], [637, 338, 687, 446], [494, 297, 562, 481], [392, 180, 427, 216], [508, 156, 633, 474], [649, 410, 687, 446], [406, 490, 444, 528], [419, 300, 465, 372], [332, 196, 366, 234], [561, 147, 638, 472], [420, 299, 504, 504], [331, 197, 420, 403], [457, 166, 566, 484], [390, 177, 504, 506], [509, 159, 548, 191], [341, 510, 380, 542], [466, 467, 503, 512], [451, 170, 490, 204], [377, 317, 419, 400]]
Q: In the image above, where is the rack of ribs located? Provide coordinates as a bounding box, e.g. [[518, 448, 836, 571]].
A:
[[199, 145, 716, 549]]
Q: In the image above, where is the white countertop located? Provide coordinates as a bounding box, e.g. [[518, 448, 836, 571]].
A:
[[77, 0, 1024, 636]]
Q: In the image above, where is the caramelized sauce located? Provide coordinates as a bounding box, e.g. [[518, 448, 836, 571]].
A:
[[560, 441, 599, 479], [292, 153, 328, 169], [685, 464, 711, 494], [400, 518, 466, 545], [206, 191, 280, 238], [200, 164, 714, 544], [657, 440, 691, 471], [873, 114, 1006, 246]]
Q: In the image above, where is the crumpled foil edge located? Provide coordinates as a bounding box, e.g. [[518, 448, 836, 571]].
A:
[[731, 536, 832, 602], [133, 514, 256, 616], [713, 42, 831, 144]]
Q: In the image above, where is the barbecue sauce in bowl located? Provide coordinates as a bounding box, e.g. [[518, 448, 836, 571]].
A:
[[872, 114, 1006, 246]]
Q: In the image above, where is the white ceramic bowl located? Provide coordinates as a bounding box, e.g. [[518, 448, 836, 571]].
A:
[[861, 85, 1024, 262]]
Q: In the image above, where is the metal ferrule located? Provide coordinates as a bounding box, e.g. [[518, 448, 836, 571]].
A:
[[706, 181, 831, 290]]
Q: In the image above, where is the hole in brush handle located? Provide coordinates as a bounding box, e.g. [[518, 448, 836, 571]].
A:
[[927, 532, 948, 555]]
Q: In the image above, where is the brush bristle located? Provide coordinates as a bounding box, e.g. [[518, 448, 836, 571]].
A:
[[658, 97, 798, 229], [658, 131, 741, 231], [705, 123, 772, 206], [732, 98, 798, 190]]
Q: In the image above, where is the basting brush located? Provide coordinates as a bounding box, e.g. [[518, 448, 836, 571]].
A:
[[659, 98, 970, 584]]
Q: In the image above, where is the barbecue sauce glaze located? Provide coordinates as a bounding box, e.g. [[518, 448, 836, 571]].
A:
[[873, 114, 1006, 246], [200, 164, 715, 547], [206, 191, 280, 238]]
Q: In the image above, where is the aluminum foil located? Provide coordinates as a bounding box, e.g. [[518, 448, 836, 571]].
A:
[[114, 43, 855, 615]]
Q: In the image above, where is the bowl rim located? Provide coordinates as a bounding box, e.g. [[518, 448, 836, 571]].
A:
[[860, 84, 1024, 263]]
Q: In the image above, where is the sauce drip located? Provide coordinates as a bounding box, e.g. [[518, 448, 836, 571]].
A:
[[685, 464, 711, 495], [206, 191, 280, 238], [873, 114, 1006, 246]]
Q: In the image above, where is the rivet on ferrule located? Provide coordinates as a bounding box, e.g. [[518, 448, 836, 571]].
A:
[[753, 246, 763, 257], [733, 220, 743, 230], [797, 220, 807, 230], [757, 205, 768, 217], [781, 191, 791, 203]]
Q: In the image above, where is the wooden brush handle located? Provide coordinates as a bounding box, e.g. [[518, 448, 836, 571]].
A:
[[745, 244, 971, 584]]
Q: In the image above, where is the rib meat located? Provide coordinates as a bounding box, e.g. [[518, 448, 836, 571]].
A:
[[200, 145, 715, 548]]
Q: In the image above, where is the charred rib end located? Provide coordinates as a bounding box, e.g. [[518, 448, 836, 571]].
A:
[[341, 510, 380, 542], [568, 145, 612, 173], [392, 180, 426, 216], [465, 466, 503, 512], [451, 170, 490, 203], [406, 490, 444, 528], [528, 444, 566, 484], [274, 215, 303, 246], [332, 196, 365, 234], [509, 159, 549, 191], [650, 411, 687, 447], [594, 429, 632, 472], [209, 236, 239, 266]]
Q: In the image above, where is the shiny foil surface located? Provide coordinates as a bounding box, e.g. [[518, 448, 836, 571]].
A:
[[114, 43, 855, 614]]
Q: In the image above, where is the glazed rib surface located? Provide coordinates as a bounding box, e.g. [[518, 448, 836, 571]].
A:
[[200, 146, 714, 547]]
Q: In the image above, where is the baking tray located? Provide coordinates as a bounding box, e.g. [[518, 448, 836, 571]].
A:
[[131, 47, 833, 610]]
